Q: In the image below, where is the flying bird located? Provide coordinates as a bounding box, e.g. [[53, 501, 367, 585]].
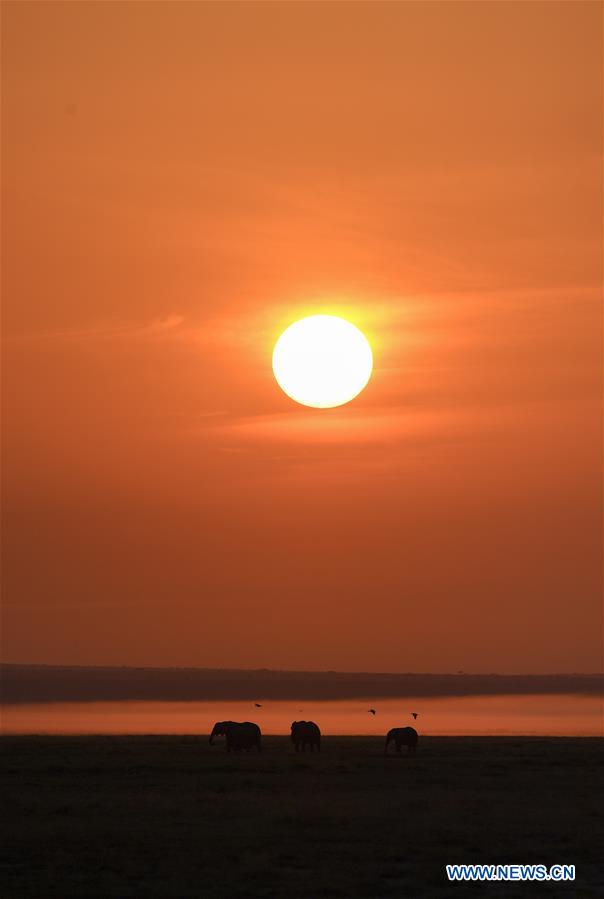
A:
[[254, 703, 262, 708], [368, 709, 376, 716], [411, 712, 419, 719]]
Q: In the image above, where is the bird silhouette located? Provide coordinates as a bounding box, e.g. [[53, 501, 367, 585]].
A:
[[254, 703, 262, 708], [411, 712, 418, 719], [368, 709, 376, 716]]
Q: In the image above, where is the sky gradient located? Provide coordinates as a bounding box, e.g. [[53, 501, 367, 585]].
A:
[[2, 2, 602, 674]]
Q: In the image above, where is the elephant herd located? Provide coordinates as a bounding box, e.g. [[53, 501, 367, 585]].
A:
[[209, 720, 419, 754]]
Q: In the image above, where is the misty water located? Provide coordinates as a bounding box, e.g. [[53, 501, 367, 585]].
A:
[[2, 693, 601, 736]]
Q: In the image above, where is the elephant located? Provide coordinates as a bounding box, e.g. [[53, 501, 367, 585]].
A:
[[384, 726, 418, 755], [290, 721, 321, 752], [209, 721, 262, 753]]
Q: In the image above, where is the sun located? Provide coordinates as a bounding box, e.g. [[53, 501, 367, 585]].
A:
[[272, 314, 373, 408]]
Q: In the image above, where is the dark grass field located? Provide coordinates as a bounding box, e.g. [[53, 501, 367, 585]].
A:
[[2, 736, 602, 898]]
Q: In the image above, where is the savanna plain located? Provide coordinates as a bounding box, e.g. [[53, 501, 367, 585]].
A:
[[2, 735, 602, 898]]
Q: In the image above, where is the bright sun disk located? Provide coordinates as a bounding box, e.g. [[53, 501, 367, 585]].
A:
[[272, 314, 373, 409]]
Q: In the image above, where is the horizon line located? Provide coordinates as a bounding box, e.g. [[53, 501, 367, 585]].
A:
[[2, 664, 602, 706], [2, 663, 602, 678]]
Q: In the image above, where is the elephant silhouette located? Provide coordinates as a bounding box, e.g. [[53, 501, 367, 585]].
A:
[[209, 721, 262, 753], [290, 720, 321, 752], [384, 726, 418, 755]]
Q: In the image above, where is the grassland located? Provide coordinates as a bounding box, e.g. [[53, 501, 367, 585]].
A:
[[2, 736, 602, 897]]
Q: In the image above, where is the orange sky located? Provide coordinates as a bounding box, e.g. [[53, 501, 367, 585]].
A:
[[2, 2, 602, 673]]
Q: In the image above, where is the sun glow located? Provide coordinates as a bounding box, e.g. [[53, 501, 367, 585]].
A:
[[272, 315, 373, 408]]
